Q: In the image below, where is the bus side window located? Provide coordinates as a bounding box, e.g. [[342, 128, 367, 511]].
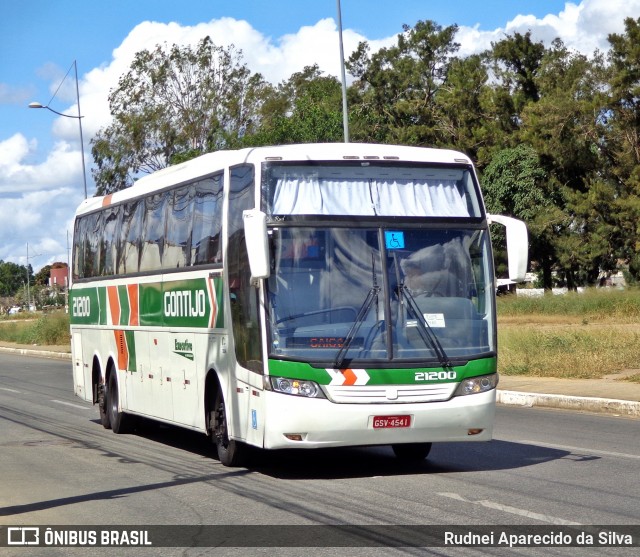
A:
[[83, 212, 102, 279], [140, 192, 168, 273], [192, 176, 223, 266], [101, 204, 122, 276], [118, 200, 143, 275], [165, 185, 195, 269]]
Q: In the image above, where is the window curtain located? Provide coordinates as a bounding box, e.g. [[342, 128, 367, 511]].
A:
[[272, 176, 469, 217]]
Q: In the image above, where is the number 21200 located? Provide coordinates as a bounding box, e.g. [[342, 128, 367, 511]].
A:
[[415, 371, 456, 381]]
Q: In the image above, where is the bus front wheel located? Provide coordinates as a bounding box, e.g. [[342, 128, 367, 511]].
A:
[[391, 442, 432, 462], [212, 389, 246, 467]]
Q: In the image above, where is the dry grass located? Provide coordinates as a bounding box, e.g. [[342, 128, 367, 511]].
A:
[[497, 289, 640, 379], [498, 322, 640, 379]]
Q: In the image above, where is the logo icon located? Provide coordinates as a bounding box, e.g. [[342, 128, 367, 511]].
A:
[[8, 527, 40, 545]]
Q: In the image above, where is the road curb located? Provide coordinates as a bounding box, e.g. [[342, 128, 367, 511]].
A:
[[497, 390, 640, 417], [0, 346, 72, 360]]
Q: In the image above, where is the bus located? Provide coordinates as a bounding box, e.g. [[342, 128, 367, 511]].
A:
[[69, 143, 527, 466]]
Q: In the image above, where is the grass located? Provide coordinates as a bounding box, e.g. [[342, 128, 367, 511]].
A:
[[0, 311, 70, 346], [497, 288, 640, 379]]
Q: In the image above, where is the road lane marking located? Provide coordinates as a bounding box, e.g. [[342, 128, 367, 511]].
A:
[[438, 493, 581, 525], [0, 388, 21, 393], [520, 440, 640, 460], [51, 400, 91, 410]]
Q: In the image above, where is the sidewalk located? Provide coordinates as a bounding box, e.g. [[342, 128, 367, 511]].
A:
[[1, 342, 639, 417], [498, 374, 640, 418]]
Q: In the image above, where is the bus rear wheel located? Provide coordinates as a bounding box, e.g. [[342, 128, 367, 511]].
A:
[[391, 442, 432, 462], [98, 381, 111, 429], [212, 389, 246, 467]]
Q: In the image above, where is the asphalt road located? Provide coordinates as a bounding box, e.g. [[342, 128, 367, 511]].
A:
[[0, 352, 638, 557]]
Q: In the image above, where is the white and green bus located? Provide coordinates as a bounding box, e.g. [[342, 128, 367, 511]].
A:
[[70, 143, 527, 466]]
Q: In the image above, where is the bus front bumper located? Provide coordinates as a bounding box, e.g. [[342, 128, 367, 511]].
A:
[[262, 389, 496, 450]]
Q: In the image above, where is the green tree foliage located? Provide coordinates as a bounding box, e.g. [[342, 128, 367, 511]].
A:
[[92, 37, 268, 194], [0, 260, 32, 297], [605, 17, 640, 281], [481, 145, 551, 279], [245, 65, 344, 145], [346, 20, 459, 145], [490, 31, 545, 111], [34, 265, 52, 287]]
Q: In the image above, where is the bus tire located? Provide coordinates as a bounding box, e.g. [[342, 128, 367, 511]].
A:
[[106, 371, 132, 434], [98, 381, 111, 429], [212, 388, 246, 467], [391, 442, 432, 462]]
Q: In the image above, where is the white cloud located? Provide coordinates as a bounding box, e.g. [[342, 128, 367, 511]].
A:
[[0, 134, 87, 194], [0, 186, 79, 268], [456, 0, 640, 57]]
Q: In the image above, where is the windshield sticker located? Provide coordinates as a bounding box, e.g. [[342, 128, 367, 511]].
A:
[[424, 313, 446, 328], [385, 231, 405, 249]]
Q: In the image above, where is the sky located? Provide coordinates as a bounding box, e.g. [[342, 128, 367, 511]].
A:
[[1, 0, 639, 273]]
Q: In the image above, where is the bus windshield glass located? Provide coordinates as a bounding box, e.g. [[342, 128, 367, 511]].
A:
[[266, 226, 494, 364], [262, 162, 482, 218]]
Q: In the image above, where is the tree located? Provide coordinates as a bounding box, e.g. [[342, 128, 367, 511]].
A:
[[516, 40, 611, 288], [0, 260, 31, 297], [245, 65, 344, 145], [605, 17, 640, 281], [433, 54, 495, 165], [481, 145, 552, 283], [490, 31, 545, 113], [92, 37, 269, 194], [346, 20, 459, 145], [34, 265, 52, 287]]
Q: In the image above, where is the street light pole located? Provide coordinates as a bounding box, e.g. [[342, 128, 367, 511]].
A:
[[336, 0, 350, 143], [29, 60, 88, 199]]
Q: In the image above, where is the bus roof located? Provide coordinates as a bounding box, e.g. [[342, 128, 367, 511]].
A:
[[74, 143, 473, 216]]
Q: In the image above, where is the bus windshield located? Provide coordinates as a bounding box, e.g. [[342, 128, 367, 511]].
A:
[[266, 226, 495, 364]]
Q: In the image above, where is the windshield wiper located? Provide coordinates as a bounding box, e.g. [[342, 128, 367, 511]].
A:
[[393, 253, 452, 369], [399, 284, 453, 368], [334, 254, 380, 369]]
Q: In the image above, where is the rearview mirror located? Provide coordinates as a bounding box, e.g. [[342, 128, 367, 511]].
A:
[[243, 209, 270, 283], [487, 214, 529, 282]]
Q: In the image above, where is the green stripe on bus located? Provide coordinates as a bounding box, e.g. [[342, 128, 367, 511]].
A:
[[125, 329, 137, 371], [118, 284, 130, 326], [267, 357, 497, 385]]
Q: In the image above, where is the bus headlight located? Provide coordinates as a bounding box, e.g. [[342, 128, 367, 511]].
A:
[[454, 373, 498, 396], [265, 377, 326, 398]]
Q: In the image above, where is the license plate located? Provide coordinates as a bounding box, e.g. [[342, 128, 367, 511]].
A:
[[372, 415, 411, 429]]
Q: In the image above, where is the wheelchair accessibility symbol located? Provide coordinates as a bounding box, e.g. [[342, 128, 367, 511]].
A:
[[385, 231, 405, 250]]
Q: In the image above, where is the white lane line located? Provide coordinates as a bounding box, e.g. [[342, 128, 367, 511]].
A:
[[438, 493, 582, 526], [51, 399, 91, 410], [0, 387, 21, 393], [520, 440, 640, 461]]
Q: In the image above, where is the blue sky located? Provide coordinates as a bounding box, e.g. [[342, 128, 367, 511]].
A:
[[1, 0, 639, 272]]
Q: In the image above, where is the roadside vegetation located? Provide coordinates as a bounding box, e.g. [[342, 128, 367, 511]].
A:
[[0, 311, 70, 346], [497, 288, 640, 379]]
